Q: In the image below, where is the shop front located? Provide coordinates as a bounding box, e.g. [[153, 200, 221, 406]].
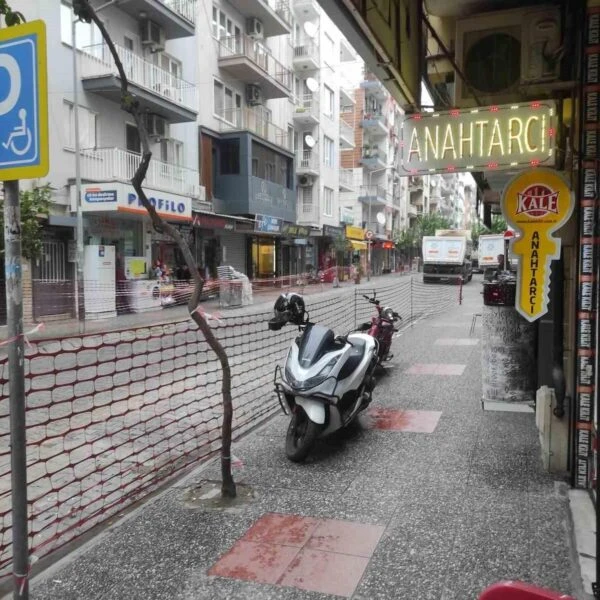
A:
[[345, 225, 367, 277], [249, 214, 283, 281], [75, 182, 192, 316], [320, 225, 349, 282], [281, 224, 311, 278], [371, 238, 395, 275]]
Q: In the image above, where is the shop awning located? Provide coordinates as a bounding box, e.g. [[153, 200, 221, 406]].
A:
[[350, 240, 367, 250]]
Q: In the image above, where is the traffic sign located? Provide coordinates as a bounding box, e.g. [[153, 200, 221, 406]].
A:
[[503, 230, 515, 239], [0, 20, 48, 180], [365, 230, 374, 240]]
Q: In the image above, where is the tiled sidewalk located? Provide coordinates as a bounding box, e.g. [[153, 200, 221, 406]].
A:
[[24, 277, 586, 600]]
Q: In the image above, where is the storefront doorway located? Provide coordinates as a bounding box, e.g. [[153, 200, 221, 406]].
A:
[[250, 237, 278, 280]]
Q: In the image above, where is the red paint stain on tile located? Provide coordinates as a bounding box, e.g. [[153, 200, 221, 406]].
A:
[[307, 519, 385, 557], [366, 408, 442, 433], [208, 513, 385, 596], [242, 513, 319, 547], [208, 540, 299, 584], [406, 363, 466, 376], [278, 548, 370, 597]]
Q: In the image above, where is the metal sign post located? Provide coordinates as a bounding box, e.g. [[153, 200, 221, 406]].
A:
[[0, 20, 49, 600]]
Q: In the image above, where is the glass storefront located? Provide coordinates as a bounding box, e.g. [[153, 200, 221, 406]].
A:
[[251, 237, 277, 279], [85, 215, 144, 258]]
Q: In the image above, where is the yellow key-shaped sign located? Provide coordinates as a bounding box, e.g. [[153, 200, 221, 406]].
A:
[[502, 168, 574, 322]]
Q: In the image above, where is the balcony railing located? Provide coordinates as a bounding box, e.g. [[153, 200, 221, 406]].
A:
[[297, 149, 319, 171], [219, 35, 292, 91], [80, 147, 200, 197], [339, 117, 353, 142], [79, 43, 197, 112], [339, 168, 354, 189], [164, 0, 197, 23], [294, 41, 319, 62], [293, 93, 319, 120], [275, 0, 292, 26], [297, 201, 320, 224], [217, 108, 291, 151], [359, 185, 390, 203], [361, 148, 387, 165]]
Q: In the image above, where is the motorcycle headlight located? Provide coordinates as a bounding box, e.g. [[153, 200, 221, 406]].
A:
[[286, 356, 340, 390], [382, 307, 394, 321]]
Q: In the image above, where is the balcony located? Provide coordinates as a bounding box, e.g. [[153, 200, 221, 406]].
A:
[[218, 35, 292, 99], [116, 0, 196, 38], [79, 43, 197, 123], [360, 78, 388, 101], [358, 185, 389, 207], [293, 41, 319, 72], [292, 94, 320, 125], [80, 147, 200, 197], [340, 86, 355, 107], [360, 148, 387, 170], [339, 168, 354, 192], [407, 203, 418, 218], [217, 108, 291, 152], [339, 116, 354, 149], [228, 0, 292, 36], [296, 150, 319, 175], [360, 112, 388, 137], [293, 0, 320, 21], [340, 38, 355, 62], [297, 199, 320, 226], [408, 175, 423, 191]]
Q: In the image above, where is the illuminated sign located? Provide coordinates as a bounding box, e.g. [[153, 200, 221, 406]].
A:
[[502, 168, 574, 322], [399, 101, 557, 175]]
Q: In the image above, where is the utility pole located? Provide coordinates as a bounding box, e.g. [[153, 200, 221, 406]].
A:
[[4, 181, 29, 600]]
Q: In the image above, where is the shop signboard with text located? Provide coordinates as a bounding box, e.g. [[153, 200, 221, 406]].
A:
[[345, 225, 366, 240], [283, 224, 310, 237], [323, 225, 345, 238], [400, 101, 557, 175], [255, 214, 283, 234], [76, 182, 192, 222], [501, 168, 574, 322]]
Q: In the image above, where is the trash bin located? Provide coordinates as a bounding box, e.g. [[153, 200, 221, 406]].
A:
[[481, 278, 536, 408]]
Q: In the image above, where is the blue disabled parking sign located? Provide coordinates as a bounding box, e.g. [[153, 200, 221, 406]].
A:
[[0, 21, 48, 180]]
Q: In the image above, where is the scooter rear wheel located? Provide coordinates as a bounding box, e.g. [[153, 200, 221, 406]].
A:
[[285, 409, 322, 462]]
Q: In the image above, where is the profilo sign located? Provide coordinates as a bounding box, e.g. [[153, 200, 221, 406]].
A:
[[501, 168, 574, 322], [399, 101, 557, 175]]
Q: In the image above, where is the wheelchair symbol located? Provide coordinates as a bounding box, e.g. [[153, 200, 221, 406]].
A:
[[2, 108, 32, 156]]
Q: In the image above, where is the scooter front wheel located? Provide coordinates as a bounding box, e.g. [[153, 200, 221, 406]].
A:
[[285, 409, 323, 462]]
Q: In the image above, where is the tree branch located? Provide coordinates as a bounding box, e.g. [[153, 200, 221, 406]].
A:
[[79, 0, 236, 497]]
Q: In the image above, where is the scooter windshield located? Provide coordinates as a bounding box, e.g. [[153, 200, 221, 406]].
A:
[[297, 324, 336, 368]]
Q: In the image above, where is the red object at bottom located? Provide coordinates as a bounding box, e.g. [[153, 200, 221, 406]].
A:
[[479, 581, 575, 600]]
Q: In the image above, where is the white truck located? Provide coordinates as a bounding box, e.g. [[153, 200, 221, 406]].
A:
[[422, 230, 473, 284], [478, 234, 517, 281]]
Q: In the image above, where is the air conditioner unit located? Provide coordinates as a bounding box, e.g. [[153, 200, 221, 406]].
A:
[[247, 18, 264, 39], [298, 174, 314, 187], [246, 84, 263, 106], [141, 20, 166, 51], [146, 114, 168, 138], [454, 5, 561, 107]]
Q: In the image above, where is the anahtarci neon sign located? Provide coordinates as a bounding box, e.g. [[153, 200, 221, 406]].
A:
[[399, 101, 557, 175]]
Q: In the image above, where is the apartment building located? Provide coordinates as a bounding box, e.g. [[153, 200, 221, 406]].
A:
[[340, 72, 406, 274], [16, 0, 199, 321]]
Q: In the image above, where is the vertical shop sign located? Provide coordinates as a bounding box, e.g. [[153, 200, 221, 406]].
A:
[[501, 168, 574, 323], [574, 5, 600, 489]]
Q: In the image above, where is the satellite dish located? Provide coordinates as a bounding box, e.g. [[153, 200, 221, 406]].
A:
[[303, 22, 317, 38], [376, 212, 386, 225], [305, 77, 319, 92], [304, 134, 316, 148]]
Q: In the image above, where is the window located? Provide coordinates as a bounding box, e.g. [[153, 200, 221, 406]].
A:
[[251, 141, 292, 188], [300, 186, 313, 213], [213, 80, 242, 124], [212, 6, 241, 51], [323, 187, 334, 217], [324, 85, 334, 119], [323, 136, 335, 167], [220, 139, 240, 175], [125, 124, 140, 154], [63, 101, 97, 150], [61, 2, 103, 49], [160, 138, 183, 165]]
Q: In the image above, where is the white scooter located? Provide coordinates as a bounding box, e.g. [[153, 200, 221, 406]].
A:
[[269, 293, 378, 462]]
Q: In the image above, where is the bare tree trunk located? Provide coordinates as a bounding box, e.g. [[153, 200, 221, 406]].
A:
[[76, 1, 236, 497]]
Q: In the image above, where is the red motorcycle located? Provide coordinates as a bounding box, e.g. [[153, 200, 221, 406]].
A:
[[358, 293, 402, 364]]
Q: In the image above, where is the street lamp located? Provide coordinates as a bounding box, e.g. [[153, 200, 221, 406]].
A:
[[367, 163, 395, 281]]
